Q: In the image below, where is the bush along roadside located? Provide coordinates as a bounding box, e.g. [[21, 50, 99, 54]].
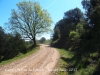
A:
[[0, 45, 39, 66], [56, 47, 100, 75]]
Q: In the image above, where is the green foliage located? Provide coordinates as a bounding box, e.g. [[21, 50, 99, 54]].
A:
[[9, 1, 53, 45], [64, 8, 84, 25], [52, 8, 84, 48], [76, 23, 85, 35], [0, 27, 6, 61], [69, 23, 85, 41], [82, 0, 100, 39], [52, 26, 60, 42], [0, 26, 27, 61], [69, 31, 80, 41], [90, 52, 98, 58], [0, 46, 39, 66], [2, 33, 27, 60], [52, 0, 100, 75], [56, 48, 74, 75]]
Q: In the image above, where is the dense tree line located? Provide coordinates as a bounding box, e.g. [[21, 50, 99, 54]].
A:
[[0, 26, 26, 61], [51, 7, 84, 48], [51, 0, 100, 75]]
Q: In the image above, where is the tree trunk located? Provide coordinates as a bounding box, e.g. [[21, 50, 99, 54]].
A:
[[33, 37, 36, 46]]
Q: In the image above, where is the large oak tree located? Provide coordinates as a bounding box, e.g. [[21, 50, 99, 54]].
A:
[[9, 1, 52, 45]]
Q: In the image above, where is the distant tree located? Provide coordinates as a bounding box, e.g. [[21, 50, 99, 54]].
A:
[[9, 1, 52, 45], [39, 37, 46, 44]]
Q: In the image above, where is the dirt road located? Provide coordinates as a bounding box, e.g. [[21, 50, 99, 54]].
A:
[[0, 45, 60, 75]]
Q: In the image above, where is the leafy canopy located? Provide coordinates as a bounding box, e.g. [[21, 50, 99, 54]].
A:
[[9, 1, 53, 45]]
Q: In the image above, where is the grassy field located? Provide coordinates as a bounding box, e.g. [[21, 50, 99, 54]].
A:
[[0, 46, 39, 66]]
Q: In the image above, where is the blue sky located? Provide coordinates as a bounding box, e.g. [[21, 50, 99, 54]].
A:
[[0, 0, 84, 39]]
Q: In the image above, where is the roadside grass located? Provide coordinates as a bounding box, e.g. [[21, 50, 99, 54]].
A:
[[56, 48, 74, 75], [56, 48, 99, 75], [0, 45, 39, 66]]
